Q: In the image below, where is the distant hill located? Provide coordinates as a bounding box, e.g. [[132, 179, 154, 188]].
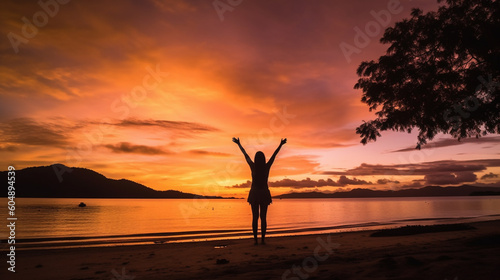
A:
[[273, 185, 500, 199], [1, 164, 229, 199]]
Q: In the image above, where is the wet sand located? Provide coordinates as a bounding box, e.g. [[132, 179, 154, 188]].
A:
[[7, 219, 500, 280]]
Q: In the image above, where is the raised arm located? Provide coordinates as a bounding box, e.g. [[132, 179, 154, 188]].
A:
[[267, 138, 286, 167], [232, 137, 253, 166]]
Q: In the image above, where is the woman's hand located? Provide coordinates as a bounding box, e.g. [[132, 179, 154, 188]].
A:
[[232, 137, 240, 145], [280, 138, 287, 145]]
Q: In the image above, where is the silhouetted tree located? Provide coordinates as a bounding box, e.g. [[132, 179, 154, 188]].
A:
[[355, 0, 499, 148]]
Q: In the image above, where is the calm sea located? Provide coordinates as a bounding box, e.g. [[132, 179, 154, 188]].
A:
[[2, 196, 500, 249]]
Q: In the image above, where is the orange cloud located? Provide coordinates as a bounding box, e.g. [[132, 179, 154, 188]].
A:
[[2, 0, 498, 198]]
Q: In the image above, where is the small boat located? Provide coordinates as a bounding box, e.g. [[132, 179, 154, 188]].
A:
[[78, 202, 86, 207]]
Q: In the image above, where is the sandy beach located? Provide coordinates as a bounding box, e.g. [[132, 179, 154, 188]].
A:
[[4, 219, 499, 280]]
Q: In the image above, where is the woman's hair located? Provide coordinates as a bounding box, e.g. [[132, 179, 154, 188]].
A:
[[254, 151, 266, 168]]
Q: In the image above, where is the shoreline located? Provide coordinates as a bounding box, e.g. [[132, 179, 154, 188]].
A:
[[5, 214, 500, 251], [6, 219, 500, 279]]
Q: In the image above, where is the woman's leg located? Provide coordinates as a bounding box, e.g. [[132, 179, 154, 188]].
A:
[[251, 203, 259, 244], [260, 204, 268, 244]]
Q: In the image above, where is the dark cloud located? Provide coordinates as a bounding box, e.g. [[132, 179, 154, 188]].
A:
[[229, 176, 372, 189], [0, 145, 17, 152], [390, 136, 500, 152], [337, 175, 372, 185], [0, 117, 220, 151], [400, 181, 423, 189], [481, 172, 499, 180], [324, 159, 500, 186], [189, 150, 231, 157], [323, 159, 500, 176], [104, 142, 169, 155], [0, 118, 73, 146], [271, 178, 339, 188], [230, 181, 252, 188], [377, 178, 400, 184], [424, 171, 477, 185], [116, 118, 220, 133]]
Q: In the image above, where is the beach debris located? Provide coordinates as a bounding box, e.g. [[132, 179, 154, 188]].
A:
[[153, 240, 166, 244], [214, 245, 227, 249], [78, 202, 86, 207], [216, 258, 229, 265]]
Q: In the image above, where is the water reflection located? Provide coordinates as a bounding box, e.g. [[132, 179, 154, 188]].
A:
[[1, 197, 500, 241]]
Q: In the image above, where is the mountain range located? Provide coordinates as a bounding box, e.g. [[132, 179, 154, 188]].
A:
[[2, 164, 499, 199], [273, 185, 500, 199], [1, 164, 228, 199]]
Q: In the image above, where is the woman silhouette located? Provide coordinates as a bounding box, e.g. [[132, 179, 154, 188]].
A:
[[233, 137, 287, 245]]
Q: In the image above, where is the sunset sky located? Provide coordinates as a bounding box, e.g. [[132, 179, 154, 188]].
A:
[[1, 0, 499, 198]]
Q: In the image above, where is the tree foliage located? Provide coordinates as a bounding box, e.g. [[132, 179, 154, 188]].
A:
[[355, 0, 500, 148]]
